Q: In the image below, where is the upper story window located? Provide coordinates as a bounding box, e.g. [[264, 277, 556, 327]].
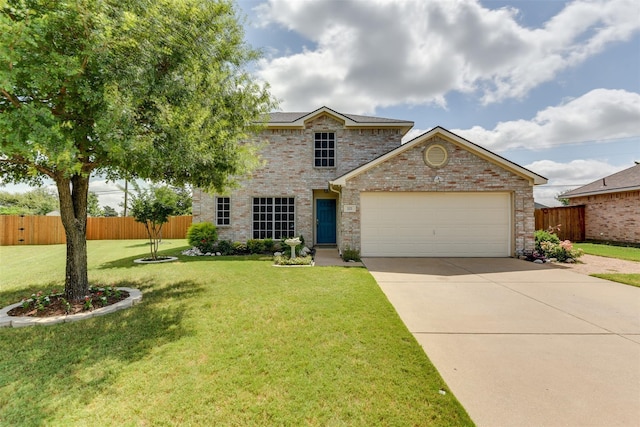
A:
[[314, 132, 335, 168], [216, 196, 230, 226]]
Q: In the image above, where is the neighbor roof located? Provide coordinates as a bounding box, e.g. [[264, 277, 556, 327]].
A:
[[562, 163, 640, 198], [330, 126, 548, 186], [266, 106, 414, 135]]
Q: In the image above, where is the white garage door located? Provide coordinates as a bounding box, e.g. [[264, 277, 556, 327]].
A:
[[360, 192, 511, 257]]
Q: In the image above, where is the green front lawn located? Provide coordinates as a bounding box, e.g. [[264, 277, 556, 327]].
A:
[[574, 243, 640, 262], [591, 274, 640, 288], [573, 243, 640, 287], [0, 240, 472, 426]]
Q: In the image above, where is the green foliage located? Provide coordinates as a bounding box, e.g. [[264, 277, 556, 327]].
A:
[[0, 188, 59, 215], [244, 238, 277, 254], [342, 247, 361, 262], [534, 229, 561, 254], [129, 183, 180, 260], [87, 192, 102, 217], [187, 222, 218, 254], [153, 186, 192, 216], [215, 239, 234, 256], [273, 255, 313, 266], [540, 240, 584, 262], [535, 228, 583, 262], [0, 0, 275, 297], [262, 238, 275, 253], [246, 239, 266, 254], [232, 241, 248, 255], [102, 206, 118, 217]]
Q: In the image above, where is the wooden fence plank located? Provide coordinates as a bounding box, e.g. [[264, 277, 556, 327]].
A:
[[534, 206, 585, 242], [0, 215, 192, 245]]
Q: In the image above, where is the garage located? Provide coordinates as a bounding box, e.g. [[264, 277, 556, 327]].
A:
[[360, 192, 512, 257]]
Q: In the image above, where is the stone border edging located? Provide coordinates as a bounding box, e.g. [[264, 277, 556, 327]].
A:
[[0, 287, 142, 328]]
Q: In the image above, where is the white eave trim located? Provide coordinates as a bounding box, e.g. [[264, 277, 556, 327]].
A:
[[267, 107, 414, 135], [330, 127, 548, 186], [563, 185, 640, 198]]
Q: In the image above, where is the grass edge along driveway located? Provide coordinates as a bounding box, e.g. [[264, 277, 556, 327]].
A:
[[0, 240, 473, 426], [575, 242, 640, 288]]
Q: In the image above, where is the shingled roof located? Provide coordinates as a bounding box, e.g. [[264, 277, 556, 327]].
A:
[[264, 106, 414, 135], [562, 163, 640, 198], [268, 111, 411, 124]]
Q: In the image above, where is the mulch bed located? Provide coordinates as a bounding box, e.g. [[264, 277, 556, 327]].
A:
[[8, 289, 129, 318]]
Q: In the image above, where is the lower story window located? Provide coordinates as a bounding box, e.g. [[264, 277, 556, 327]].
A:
[[252, 197, 295, 239], [216, 197, 230, 226]]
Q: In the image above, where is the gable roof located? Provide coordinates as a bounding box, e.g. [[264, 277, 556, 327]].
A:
[[330, 126, 547, 186], [562, 163, 640, 198], [266, 106, 414, 136]]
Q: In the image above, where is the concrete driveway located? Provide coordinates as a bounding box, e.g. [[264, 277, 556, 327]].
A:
[[363, 257, 640, 427]]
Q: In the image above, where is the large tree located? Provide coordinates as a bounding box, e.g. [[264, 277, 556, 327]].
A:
[[0, 0, 274, 301]]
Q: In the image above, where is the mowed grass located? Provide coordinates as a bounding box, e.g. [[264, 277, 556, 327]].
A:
[[0, 240, 472, 426], [574, 242, 640, 262], [591, 274, 640, 288], [573, 243, 640, 287]]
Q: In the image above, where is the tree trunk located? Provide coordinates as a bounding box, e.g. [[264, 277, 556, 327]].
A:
[[56, 174, 90, 302]]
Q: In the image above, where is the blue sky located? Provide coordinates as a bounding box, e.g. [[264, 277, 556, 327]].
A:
[[238, 0, 640, 206], [3, 0, 639, 209]]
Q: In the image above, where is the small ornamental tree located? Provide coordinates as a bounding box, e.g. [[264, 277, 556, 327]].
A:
[[0, 0, 274, 301], [130, 184, 180, 260]]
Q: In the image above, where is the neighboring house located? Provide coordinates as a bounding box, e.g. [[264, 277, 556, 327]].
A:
[[192, 107, 547, 257], [561, 163, 640, 244]]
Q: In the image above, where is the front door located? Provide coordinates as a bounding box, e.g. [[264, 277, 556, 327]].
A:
[[316, 199, 336, 244]]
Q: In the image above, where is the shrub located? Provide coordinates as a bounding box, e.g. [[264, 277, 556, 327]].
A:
[[541, 240, 584, 262], [342, 246, 361, 262], [273, 255, 313, 266], [232, 241, 248, 255], [534, 227, 583, 262], [246, 239, 266, 254], [187, 222, 218, 254], [215, 239, 234, 255], [534, 229, 560, 254], [263, 238, 275, 253]]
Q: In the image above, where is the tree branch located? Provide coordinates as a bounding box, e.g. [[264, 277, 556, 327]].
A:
[[0, 155, 56, 179], [1, 88, 21, 108]]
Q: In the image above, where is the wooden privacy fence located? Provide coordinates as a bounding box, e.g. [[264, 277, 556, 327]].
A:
[[0, 215, 192, 245], [534, 206, 585, 242]]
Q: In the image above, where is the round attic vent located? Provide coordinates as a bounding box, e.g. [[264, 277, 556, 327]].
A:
[[423, 144, 448, 168]]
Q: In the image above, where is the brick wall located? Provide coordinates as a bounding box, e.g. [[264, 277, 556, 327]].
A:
[[193, 114, 404, 243], [339, 136, 535, 255], [568, 191, 639, 243]]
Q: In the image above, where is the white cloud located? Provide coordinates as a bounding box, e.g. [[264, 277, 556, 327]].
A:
[[255, 0, 640, 113], [451, 89, 640, 151], [527, 159, 626, 206]]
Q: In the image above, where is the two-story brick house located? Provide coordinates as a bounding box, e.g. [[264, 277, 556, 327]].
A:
[[192, 106, 547, 257]]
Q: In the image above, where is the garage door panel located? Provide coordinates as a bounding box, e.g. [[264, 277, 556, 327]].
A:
[[361, 192, 511, 257]]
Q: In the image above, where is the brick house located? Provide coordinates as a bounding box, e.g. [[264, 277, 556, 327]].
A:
[[192, 107, 547, 257], [562, 163, 639, 244]]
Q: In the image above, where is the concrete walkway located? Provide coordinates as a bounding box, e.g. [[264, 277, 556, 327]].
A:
[[313, 247, 364, 267], [363, 257, 640, 427]]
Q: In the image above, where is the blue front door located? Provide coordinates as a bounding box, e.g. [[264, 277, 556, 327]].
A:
[[316, 199, 336, 244]]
